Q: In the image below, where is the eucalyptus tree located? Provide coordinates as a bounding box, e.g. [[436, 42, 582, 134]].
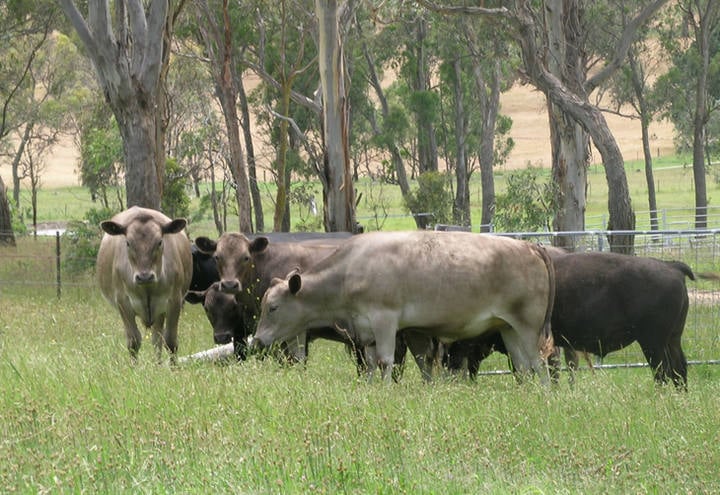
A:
[[434, 12, 518, 229], [0, 0, 57, 245], [189, 0, 254, 232], [240, 0, 322, 231], [606, 4, 669, 232], [655, 0, 720, 229], [423, 0, 667, 253], [10, 33, 86, 231], [316, 0, 357, 232], [58, 0, 187, 209]]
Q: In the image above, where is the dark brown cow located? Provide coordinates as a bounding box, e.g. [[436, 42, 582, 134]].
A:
[[96, 206, 192, 361], [446, 250, 694, 389], [253, 231, 555, 382]]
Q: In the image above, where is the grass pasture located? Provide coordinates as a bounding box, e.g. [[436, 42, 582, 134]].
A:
[[2, 238, 720, 493], [2, 154, 720, 492]]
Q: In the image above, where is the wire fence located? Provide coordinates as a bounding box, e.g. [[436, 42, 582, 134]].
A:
[[1, 228, 719, 374]]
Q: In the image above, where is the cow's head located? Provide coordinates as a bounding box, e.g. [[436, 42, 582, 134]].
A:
[[253, 272, 305, 349], [102, 214, 186, 285], [186, 282, 247, 345], [194, 234, 269, 295]]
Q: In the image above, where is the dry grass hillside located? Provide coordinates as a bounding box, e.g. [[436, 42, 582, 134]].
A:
[[2, 81, 676, 189]]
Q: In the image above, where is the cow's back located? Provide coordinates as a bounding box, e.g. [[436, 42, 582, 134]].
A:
[[551, 252, 690, 354], [316, 231, 552, 339]]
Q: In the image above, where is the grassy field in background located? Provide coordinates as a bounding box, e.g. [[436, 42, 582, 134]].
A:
[[15, 153, 720, 237], [3, 155, 720, 492]]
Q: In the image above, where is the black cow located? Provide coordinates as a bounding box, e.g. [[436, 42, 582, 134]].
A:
[[188, 243, 220, 294], [446, 250, 695, 390]]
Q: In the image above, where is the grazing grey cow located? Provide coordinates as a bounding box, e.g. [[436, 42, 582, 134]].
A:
[[253, 231, 555, 382], [96, 206, 192, 361], [445, 250, 695, 389], [191, 232, 408, 379]]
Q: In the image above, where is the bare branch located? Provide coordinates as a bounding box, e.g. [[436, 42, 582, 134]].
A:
[[586, 0, 669, 92]]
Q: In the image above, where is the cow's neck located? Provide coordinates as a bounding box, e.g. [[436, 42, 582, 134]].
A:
[[295, 267, 348, 330]]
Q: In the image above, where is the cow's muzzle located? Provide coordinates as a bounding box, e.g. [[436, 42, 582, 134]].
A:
[[214, 332, 233, 345], [248, 334, 271, 350], [219, 279, 241, 294], [134, 271, 157, 285]]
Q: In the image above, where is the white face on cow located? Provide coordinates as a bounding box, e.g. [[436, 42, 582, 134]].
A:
[[254, 273, 304, 348]]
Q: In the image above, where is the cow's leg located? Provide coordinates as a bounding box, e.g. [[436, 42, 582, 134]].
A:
[[665, 337, 688, 391], [368, 313, 399, 382], [118, 304, 142, 360], [362, 344, 379, 381], [152, 314, 168, 363], [638, 341, 667, 385], [499, 327, 549, 385], [163, 301, 184, 364], [547, 347, 562, 384], [402, 330, 437, 383]]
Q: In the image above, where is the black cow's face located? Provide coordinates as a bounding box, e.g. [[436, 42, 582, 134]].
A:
[[195, 234, 269, 295], [186, 282, 247, 345]]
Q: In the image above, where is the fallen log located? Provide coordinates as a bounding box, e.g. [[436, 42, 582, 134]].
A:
[[178, 343, 235, 364]]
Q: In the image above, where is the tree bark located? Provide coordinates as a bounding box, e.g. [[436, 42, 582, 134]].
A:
[[690, 0, 719, 230], [413, 17, 439, 175], [515, 1, 635, 252], [316, 0, 356, 232], [545, 0, 588, 250], [451, 58, 470, 227], [58, 0, 171, 209], [0, 175, 16, 247], [238, 77, 264, 232]]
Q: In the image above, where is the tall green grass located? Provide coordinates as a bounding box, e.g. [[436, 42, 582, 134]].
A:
[[1, 246, 720, 493], [3, 155, 720, 492]]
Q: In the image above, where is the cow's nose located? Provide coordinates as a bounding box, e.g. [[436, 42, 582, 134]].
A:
[[135, 271, 156, 284], [219, 280, 240, 293], [214, 332, 233, 345]]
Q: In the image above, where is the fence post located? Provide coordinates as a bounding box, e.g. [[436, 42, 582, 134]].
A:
[[56, 231, 61, 299]]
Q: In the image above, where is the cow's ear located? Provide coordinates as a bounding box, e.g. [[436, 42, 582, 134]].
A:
[[250, 237, 269, 254], [194, 236, 217, 254], [163, 218, 187, 235], [185, 290, 207, 305], [101, 220, 125, 236], [289, 273, 302, 295]]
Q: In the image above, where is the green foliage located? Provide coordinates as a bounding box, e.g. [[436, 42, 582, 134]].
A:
[[62, 207, 112, 274], [161, 158, 191, 219], [78, 110, 124, 209], [403, 171, 452, 226], [289, 182, 322, 232], [494, 166, 557, 232]]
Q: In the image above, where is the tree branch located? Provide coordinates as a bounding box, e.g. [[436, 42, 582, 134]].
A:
[[585, 0, 669, 92]]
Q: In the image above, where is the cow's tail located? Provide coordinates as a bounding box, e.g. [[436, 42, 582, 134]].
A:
[[532, 244, 556, 360], [667, 260, 697, 281]]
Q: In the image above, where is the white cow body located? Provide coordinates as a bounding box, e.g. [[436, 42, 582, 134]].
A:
[[254, 231, 554, 381]]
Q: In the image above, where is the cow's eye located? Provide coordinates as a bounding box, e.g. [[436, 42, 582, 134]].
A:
[[243, 255, 251, 263], [268, 305, 278, 314]]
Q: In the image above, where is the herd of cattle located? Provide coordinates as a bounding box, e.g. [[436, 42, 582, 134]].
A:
[[97, 206, 702, 390]]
